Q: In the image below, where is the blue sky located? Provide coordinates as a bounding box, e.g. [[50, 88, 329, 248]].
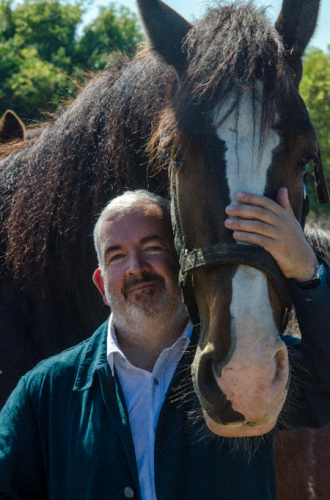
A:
[[83, 0, 330, 52]]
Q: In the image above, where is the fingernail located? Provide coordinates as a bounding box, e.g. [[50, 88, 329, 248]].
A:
[[225, 218, 234, 225], [236, 192, 245, 198], [225, 205, 234, 212]]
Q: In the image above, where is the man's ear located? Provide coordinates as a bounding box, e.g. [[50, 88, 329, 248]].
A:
[[93, 269, 110, 306]]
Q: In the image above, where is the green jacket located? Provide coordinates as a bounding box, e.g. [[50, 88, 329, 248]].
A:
[[1, 264, 330, 500]]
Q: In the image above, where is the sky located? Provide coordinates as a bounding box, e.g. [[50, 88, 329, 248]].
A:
[[83, 0, 330, 52]]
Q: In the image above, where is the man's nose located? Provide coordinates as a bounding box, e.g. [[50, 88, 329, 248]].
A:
[[126, 250, 150, 276]]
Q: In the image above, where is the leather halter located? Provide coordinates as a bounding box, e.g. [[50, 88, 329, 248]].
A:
[[170, 157, 328, 332], [313, 150, 329, 205]]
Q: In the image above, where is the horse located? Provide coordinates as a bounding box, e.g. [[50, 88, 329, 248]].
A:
[[0, 111, 26, 143], [0, 0, 328, 454], [139, 0, 329, 437], [0, 114, 58, 168]]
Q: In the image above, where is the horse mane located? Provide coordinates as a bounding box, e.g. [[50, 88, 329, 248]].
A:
[[149, 1, 286, 167], [0, 1, 288, 299], [0, 54, 176, 303], [305, 225, 330, 263], [184, 1, 284, 103]]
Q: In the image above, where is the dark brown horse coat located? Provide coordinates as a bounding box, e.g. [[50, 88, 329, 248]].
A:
[[1, 0, 330, 497]]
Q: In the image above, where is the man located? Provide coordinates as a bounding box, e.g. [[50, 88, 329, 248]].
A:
[[0, 189, 330, 500]]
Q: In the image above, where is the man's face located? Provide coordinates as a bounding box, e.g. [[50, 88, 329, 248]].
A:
[[93, 203, 185, 329]]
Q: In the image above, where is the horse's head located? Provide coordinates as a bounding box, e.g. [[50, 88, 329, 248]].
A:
[[139, 0, 328, 437]]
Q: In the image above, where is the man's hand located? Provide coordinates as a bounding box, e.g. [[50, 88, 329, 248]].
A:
[[224, 188, 318, 283]]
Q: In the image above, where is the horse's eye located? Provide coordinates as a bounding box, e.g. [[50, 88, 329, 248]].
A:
[[297, 157, 312, 171]]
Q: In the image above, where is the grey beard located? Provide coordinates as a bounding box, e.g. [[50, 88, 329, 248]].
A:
[[105, 282, 185, 336]]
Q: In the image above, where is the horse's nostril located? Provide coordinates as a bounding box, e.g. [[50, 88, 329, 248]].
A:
[[193, 352, 246, 424]]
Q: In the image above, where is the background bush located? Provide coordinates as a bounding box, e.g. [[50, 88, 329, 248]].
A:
[[0, 0, 143, 119]]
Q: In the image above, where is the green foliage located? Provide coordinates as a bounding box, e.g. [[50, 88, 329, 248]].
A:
[[12, 0, 84, 67], [74, 4, 144, 71], [0, 46, 70, 119], [0, 0, 16, 39], [0, 0, 143, 120], [300, 47, 330, 216]]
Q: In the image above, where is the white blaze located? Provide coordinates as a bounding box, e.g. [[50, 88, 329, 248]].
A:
[[213, 81, 280, 202], [223, 266, 287, 420], [212, 83, 287, 423]]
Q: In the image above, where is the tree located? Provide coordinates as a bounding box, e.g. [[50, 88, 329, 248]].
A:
[[74, 3, 144, 71], [10, 0, 84, 70], [0, 0, 85, 119], [300, 47, 330, 217], [0, 45, 70, 119], [0, 0, 143, 120]]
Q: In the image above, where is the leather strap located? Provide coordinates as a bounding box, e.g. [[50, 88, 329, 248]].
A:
[[313, 152, 329, 204], [170, 169, 291, 330], [179, 243, 292, 312]]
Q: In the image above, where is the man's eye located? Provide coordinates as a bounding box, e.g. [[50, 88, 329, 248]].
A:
[[146, 246, 163, 252], [110, 254, 125, 263], [297, 159, 311, 171], [297, 154, 317, 172]]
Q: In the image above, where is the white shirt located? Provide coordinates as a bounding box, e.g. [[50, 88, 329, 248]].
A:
[[107, 314, 193, 500]]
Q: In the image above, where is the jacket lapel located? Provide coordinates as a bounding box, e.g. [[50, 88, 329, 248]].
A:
[[73, 320, 141, 495]]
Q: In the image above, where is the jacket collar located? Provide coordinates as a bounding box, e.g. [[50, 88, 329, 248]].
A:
[[73, 318, 199, 392], [73, 319, 109, 391]]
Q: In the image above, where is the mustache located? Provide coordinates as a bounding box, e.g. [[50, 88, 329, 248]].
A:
[[122, 272, 165, 298]]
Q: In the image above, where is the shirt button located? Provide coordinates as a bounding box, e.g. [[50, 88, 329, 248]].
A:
[[124, 486, 135, 498], [153, 378, 159, 386]]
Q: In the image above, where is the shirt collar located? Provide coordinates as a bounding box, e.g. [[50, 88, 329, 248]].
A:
[[107, 313, 193, 376]]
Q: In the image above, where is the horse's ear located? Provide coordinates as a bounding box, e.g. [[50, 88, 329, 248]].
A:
[[275, 0, 320, 87], [137, 0, 192, 76], [0, 110, 26, 143]]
